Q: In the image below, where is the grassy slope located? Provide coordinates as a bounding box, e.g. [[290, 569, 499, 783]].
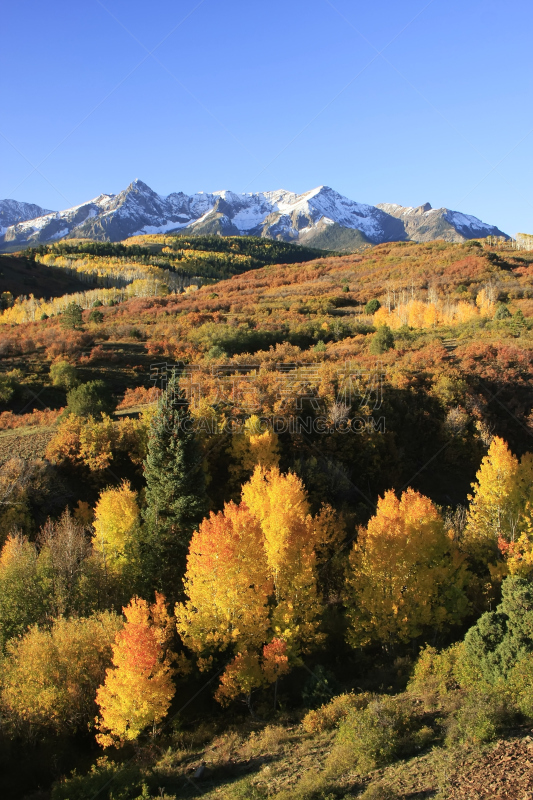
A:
[[48, 712, 533, 799]]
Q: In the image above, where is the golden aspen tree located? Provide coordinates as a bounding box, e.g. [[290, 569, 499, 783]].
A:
[[79, 414, 116, 471], [373, 298, 480, 330], [242, 466, 324, 654], [1, 612, 121, 739], [95, 594, 175, 747], [498, 452, 533, 576], [422, 303, 439, 328], [177, 467, 329, 708], [464, 437, 521, 564], [92, 481, 139, 572], [406, 300, 427, 328], [176, 502, 272, 660], [373, 307, 393, 327], [228, 415, 280, 489], [454, 301, 478, 324], [476, 286, 496, 315], [346, 489, 469, 649], [503, 504, 533, 577]]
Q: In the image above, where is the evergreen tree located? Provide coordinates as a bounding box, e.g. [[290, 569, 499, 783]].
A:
[[494, 302, 511, 320], [463, 576, 533, 683], [61, 302, 83, 330], [369, 324, 394, 355], [88, 309, 104, 324], [365, 298, 381, 315], [138, 371, 208, 600], [512, 308, 527, 336]]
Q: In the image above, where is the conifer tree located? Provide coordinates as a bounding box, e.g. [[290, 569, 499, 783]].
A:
[[139, 371, 208, 599]]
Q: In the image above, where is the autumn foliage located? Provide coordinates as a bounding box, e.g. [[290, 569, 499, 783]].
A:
[[346, 489, 470, 648], [95, 594, 175, 747], [1, 612, 121, 738], [177, 467, 337, 704], [92, 481, 139, 572], [0, 234, 533, 791]]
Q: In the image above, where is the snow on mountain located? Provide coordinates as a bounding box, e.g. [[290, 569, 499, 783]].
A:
[[186, 185, 406, 244], [0, 199, 54, 236], [3, 193, 116, 243], [376, 202, 508, 243], [443, 209, 506, 239], [0, 182, 509, 251]]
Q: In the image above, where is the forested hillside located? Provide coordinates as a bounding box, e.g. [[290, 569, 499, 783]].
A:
[[0, 237, 532, 799], [0, 252, 98, 308]]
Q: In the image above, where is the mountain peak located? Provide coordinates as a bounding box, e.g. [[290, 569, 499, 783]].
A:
[[127, 179, 156, 194], [304, 185, 330, 198], [0, 199, 55, 236], [0, 185, 509, 250]]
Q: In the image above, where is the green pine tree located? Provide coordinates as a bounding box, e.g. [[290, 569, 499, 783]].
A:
[[369, 324, 394, 355], [61, 302, 83, 330], [137, 371, 208, 600], [463, 576, 533, 683]]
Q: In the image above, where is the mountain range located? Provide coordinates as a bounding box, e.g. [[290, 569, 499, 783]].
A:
[[0, 180, 509, 252]]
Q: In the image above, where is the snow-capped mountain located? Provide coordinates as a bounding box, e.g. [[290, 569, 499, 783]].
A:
[[376, 202, 507, 243], [0, 199, 53, 237], [0, 182, 217, 249], [185, 185, 407, 247], [0, 181, 508, 251]]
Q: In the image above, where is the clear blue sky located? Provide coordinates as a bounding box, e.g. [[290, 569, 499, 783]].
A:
[[2, 0, 532, 235]]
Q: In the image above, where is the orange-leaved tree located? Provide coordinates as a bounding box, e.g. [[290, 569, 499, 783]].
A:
[[95, 593, 175, 747], [176, 466, 334, 709], [345, 488, 469, 650]]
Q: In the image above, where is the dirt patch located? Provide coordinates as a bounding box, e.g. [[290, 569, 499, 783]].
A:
[[448, 735, 533, 799], [0, 426, 55, 465]]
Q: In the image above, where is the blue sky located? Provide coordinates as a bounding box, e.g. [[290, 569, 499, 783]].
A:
[[2, 0, 532, 235]]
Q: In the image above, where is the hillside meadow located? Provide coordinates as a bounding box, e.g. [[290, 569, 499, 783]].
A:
[[0, 236, 532, 799]]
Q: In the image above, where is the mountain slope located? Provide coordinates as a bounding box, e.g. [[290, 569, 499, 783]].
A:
[[376, 201, 508, 242], [0, 199, 53, 236], [0, 181, 509, 251]]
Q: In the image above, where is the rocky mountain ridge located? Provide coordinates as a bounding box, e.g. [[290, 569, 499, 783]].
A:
[[0, 199, 53, 237], [0, 180, 509, 251]]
